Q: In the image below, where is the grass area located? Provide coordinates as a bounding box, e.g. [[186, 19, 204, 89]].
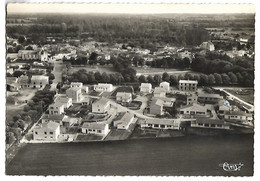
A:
[[135, 67, 199, 76], [69, 65, 116, 74], [224, 88, 254, 105], [75, 134, 103, 141]]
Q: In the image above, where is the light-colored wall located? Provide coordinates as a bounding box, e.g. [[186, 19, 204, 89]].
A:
[[33, 126, 60, 141], [92, 102, 110, 113]]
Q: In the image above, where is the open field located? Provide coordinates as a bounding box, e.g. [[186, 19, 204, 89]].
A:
[[224, 88, 254, 105], [69, 65, 117, 74], [135, 67, 199, 76], [6, 134, 253, 176]]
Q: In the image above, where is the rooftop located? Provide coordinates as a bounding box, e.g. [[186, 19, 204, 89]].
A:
[[82, 122, 107, 130], [154, 87, 167, 93], [94, 98, 110, 105], [140, 83, 152, 88], [179, 80, 198, 84], [116, 92, 132, 97], [224, 110, 247, 116], [42, 114, 65, 121], [35, 121, 60, 130]]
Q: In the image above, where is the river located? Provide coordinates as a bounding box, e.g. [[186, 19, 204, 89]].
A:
[[6, 134, 253, 176]]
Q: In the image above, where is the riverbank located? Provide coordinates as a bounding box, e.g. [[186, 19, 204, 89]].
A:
[[6, 134, 253, 176]]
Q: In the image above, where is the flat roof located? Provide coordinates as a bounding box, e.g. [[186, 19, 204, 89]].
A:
[[179, 80, 198, 84]]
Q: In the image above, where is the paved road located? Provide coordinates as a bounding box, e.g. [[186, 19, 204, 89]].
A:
[[50, 60, 66, 91]]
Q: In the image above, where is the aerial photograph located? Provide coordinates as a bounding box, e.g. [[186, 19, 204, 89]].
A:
[[5, 3, 255, 176]]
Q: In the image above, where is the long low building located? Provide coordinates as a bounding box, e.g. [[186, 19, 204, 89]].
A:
[[81, 122, 110, 136], [140, 119, 181, 130], [191, 118, 230, 130]]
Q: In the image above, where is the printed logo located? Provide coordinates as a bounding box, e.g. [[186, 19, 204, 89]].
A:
[[219, 162, 244, 172]]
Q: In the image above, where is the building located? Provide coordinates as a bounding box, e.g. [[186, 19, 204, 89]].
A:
[[54, 95, 72, 109], [179, 80, 198, 91], [187, 93, 198, 105], [49, 102, 65, 115], [31, 75, 49, 89], [154, 87, 167, 98], [179, 103, 209, 117], [33, 121, 60, 141], [94, 83, 113, 92], [140, 119, 180, 130], [198, 93, 223, 104], [6, 77, 20, 92], [150, 99, 164, 115], [116, 92, 132, 103], [224, 111, 251, 122], [200, 41, 215, 51], [18, 49, 48, 61], [154, 97, 176, 107], [218, 100, 230, 116], [66, 87, 82, 103], [92, 98, 110, 113], [70, 82, 83, 88], [62, 117, 78, 127], [140, 83, 152, 93], [113, 112, 135, 130], [159, 81, 170, 92], [191, 118, 230, 129], [81, 122, 110, 136], [41, 114, 66, 125]]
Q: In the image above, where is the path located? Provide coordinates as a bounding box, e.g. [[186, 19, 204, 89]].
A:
[[50, 59, 66, 91]]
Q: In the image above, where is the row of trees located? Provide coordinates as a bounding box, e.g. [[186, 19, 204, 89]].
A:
[[6, 90, 56, 144]]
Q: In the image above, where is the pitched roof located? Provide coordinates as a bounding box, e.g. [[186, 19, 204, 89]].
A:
[[142, 119, 175, 125], [199, 93, 223, 99], [42, 114, 65, 121], [82, 122, 107, 130], [140, 83, 152, 88], [40, 121, 60, 130], [156, 97, 176, 102], [193, 118, 227, 125], [116, 92, 132, 97], [66, 87, 81, 92], [154, 87, 167, 93], [160, 81, 170, 85], [55, 95, 71, 103], [224, 111, 247, 116], [31, 75, 49, 81], [94, 98, 109, 105], [180, 103, 207, 111]]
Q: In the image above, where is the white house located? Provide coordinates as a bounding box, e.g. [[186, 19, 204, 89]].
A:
[[70, 82, 83, 88], [66, 87, 82, 103], [198, 93, 223, 104], [54, 95, 72, 109], [18, 49, 48, 61], [31, 75, 49, 89], [49, 102, 65, 115], [154, 87, 167, 97], [187, 93, 198, 105], [224, 111, 251, 122], [81, 122, 110, 136], [33, 121, 60, 141], [179, 80, 198, 91], [200, 41, 215, 51], [156, 97, 176, 107], [94, 83, 113, 92], [191, 118, 230, 129], [150, 99, 164, 115], [41, 114, 66, 125], [113, 112, 135, 130], [92, 98, 110, 113], [179, 103, 210, 117], [159, 81, 170, 92], [140, 83, 152, 93], [116, 92, 132, 103], [140, 119, 180, 130]]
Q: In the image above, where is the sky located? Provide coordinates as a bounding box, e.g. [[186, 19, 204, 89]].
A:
[[7, 3, 255, 14]]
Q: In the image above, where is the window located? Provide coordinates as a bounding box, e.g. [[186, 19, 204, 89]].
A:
[[98, 109, 100, 111], [160, 125, 165, 128], [93, 129, 96, 131], [167, 125, 172, 128], [148, 124, 152, 127], [45, 136, 47, 138], [210, 124, 216, 128], [97, 130, 102, 133], [198, 123, 203, 126], [89, 129, 92, 131], [154, 124, 159, 128], [204, 124, 209, 127], [50, 136, 53, 138], [44, 132, 47, 135], [35, 131, 38, 134], [50, 132, 53, 135]]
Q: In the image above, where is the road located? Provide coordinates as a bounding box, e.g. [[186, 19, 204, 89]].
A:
[[213, 87, 254, 108], [50, 60, 66, 91]]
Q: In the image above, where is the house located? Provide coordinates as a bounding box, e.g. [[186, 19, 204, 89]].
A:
[[179, 80, 198, 91], [140, 83, 152, 93], [31, 75, 49, 89], [116, 92, 132, 103], [200, 41, 215, 51], [198, 93, 223, 104], [191, 118, 230, 129], [218, 100, 230, 116], [92, 98, 110, 113], [159, 81, 170, 92], [33, 121, 60, 141], [41, 114, 66, 125], [62, 117, 78, 127], [154, 87, 167, 98], [66, 87, 82, 103], [187, 93, 198, 105], [81, 122, 110, 136], [49, 102, 65, 115], [113, 112, 135, 130], [94, 83, 113, 92], [179, 103, 209, 117], [70, 82, 83, 88], [140, 119, 180, 130], [18, 75, 30, 88], [224, 111, 251, 122], [18, 49, 48, 61], [54, 95, 72, 109], [154, 97, 176, 107], [150, 99, 164, 115]]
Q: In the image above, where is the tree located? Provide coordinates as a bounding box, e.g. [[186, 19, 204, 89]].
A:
[[139, 75, 147, 83], [208, 74, 216, 85], [94, 72, 102, 82], [110, 74, 118, 85], [48, 73, 55, 81], [26, 45, 33, 50], [101, 72, 110, 83], [13, 71, 24, 78], [18, 35, 26, 44], [228, 72, 238, 84], [162, 72, 170, 82], [221, 73, 231, 85], [147, 75, 154, 84], [213, 73, 223, 84], [183, 57, 190, 68], [199, 74, 209, 86], [169, 75, 178, 86], [6, 132, 16, 144], [153, 75, 162, 85]]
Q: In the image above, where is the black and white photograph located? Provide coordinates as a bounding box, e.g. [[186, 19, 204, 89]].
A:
[[3, 1, 256, 177]]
